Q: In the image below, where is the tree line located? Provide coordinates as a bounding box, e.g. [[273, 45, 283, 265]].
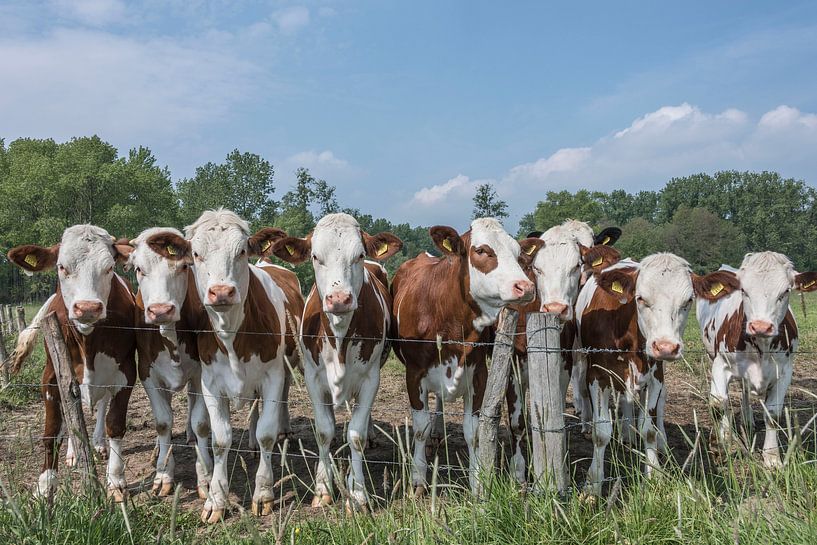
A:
[[1, 135, 815, 301]]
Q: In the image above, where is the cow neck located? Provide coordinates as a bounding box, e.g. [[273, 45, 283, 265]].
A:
[[718, 301, 797, 357], [455, 232, 499, 332]]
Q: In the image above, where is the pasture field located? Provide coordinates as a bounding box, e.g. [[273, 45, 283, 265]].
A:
[[1, 297, 817, 543]]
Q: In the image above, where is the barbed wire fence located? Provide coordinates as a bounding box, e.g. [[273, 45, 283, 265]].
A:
[[0, 304, 816, 510]]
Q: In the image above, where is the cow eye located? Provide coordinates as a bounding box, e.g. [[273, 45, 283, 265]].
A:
[[58, 264, 68, 275], [475, 247, 485, 255], [636, 295, 649, 307], [106, 266, 113, 274], [135, 267, 142, 275], [240, 249, 246, 257]]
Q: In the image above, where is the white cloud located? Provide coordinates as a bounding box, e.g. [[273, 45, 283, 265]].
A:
[[288, 149, 348, 170], [758, 105, 817, 130], [53, 0, 127, 26], [412, 174, 483, 206], [272, 6, 310, 35]]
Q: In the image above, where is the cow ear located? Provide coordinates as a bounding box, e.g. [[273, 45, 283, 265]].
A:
[[795, 271, 817, 292], [363, 232, 403, 261], [594, 227, 622, 246], [8, 244, 59, 275], [271, 236, 311, 264], [145, 232, 191, 262], [113, 238, 136, 266], [526, 231, 543, 239], [518, 238, 544, 267], [582, 244, 622, 272], [249, 227, 288, 257], [595, 268, 636, 303], [692, 270, 740, 301], [430, 226, 465, 257]]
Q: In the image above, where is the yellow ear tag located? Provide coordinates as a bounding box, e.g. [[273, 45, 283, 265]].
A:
[[709, 282, 724, 297], [286, 244, 295, 256], [442, 239, 453, 253], [524, 244, 536, 256], [802, 280, 816, 289], [166, 245, 176, 256], [376, 242, 389, 256], [591, 256, 604, 267], [24, 254, 38, 268], [602, 236, 611, 245], [611, 280, 624, 294], [260, 240, 272, 253]]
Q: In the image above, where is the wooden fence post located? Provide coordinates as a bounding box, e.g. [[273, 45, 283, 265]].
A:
[[0, 331, 8, 388], [6, 306, 15, 334], [0, 307, 6, 336], [476, 307, 519, 496], [41, 312, 99, 493], [16, 306, 26, 333], [526, 312, 568, 494]]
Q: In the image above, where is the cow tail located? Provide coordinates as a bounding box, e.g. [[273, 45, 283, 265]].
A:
[[7, 294, 55, 374]]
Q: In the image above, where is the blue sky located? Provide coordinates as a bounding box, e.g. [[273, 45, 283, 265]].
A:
[[2, 1, 817, 231]]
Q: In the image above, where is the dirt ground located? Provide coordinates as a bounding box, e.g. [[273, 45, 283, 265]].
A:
[[2, 355, 817, 524]]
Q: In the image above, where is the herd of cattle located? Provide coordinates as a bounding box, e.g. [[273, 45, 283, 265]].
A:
[[6, 209, 817, 522]]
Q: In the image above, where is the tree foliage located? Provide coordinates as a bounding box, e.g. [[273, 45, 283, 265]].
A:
[[472, 183, 509, 220]]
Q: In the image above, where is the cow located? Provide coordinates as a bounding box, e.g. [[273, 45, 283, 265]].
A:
[[697, 252, 817, 468], [505, 221, 621, 482], [576, 253, 736, 495], [391, 218, 541, 495], [271, 213, 402, 511], [182, 209, 302, 523], [7, 225, 137, 501]]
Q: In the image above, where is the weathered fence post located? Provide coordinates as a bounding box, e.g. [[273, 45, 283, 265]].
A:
[[526, 312, 568, 494], [476, 307, 519, 496], [0, 330, 8, 388], [41, 312, 99, 493], [16, 306, 26, 332], [0, 307, 6, 336], [7, 306, 16, 334]]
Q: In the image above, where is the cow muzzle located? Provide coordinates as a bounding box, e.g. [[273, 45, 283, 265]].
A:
[[747, 320, 775, 338], [207, 284, 238, 306], [650, 339, 681, 360], [146, 303, 177, 324], [541, 301, 570, 319], [509, 280, 535, 303], [72, 300, 104, 323], [325, 290, 355, 314]]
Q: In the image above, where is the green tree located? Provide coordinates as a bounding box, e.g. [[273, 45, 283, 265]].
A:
[[471, 183, 509, 220], [661, 206, 745, 272], [518, 189, 605, 236]]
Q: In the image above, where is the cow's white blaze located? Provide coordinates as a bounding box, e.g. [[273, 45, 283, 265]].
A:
[[736, 252, 796, 337], [468, 218, 533, 328], [56, 224, 119, 330], [129, 227, 190, 326], [532, 222, 593, 320], [310, 213, 368, 319], [635, 253, 695, 360]]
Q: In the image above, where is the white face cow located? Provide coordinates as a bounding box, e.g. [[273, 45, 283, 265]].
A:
[[595, 253, 737, 360], [8, 225, 132, 332], [185, 209, 285, 313], [127, 228, 192, 325], [736, 252, 817, 338], [272, 213, 402, 315], [431, 218, 539, 324]]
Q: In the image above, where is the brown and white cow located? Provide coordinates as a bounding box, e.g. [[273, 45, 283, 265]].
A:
[[505, 221, 621, 482], [391, 218, 540, 494], [7, 225, 137, 501], [183, 209, 301, 523], [697, 252, 817, 467], [576, 253, 736, 494], [272, 213, 402, 510]]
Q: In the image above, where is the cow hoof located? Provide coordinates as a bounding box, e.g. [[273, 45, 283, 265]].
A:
[[345, 499, 369, 515], [252, 499, 274, 516], [578, 491, 598, 506], [277, 431, 293, 442], [96, 446, 109, 461], [763, 455, 783, 470], [107, 487, 128, 503], [310, 493, 333, 508], [201, 505, 225, 524], [65, 453, 77, 468], [413, 485, 427, 499], [152, 480, 174, 497], [197, 484, 209, 500]]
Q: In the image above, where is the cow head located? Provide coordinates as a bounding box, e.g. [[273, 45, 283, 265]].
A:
[[185, 209, 285, 313], [127, 228, 192, 325], [272, 213, 402, 315], [432, 218, 538, 324], [595, 253, 738, 360], [8, 225, 132, 333], [735, 252, 817, 338]]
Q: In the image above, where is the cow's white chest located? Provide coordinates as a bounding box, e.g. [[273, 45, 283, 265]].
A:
[[148, 344, 200, 391], [424, 357, 472, 402], [307, 338, 384, 408], [729, 349, 792, 395], [81, 353, 127, 407], [203, 350, 280, 408]]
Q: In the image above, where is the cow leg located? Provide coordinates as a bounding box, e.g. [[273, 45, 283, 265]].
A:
[[248, 394, 260, 454], [463, 386, 481, 494], [93, 395, 110, 459], [65, 435, 76, 468], [346, 371, 379, 511], [760, 360, 792, 469], [573, 354, 592, 434], [585, 379, 612, 496], [428, 395, 444, 453], [188, 379, 212, 499], [409, 377, 431, 496], [105, 387, 132, 502], [619, 392, 637, 445], [740, 379, 755, 446], [200, 379, 230, 524], [308, 382, 336, 508], [251, 372, 285, 517], [143, 377, 175, 497], [186, 379, 197, 444], [277, 368, 292, 441], [709, 354, 734, 454], [506, 370, 527, 484], [37, 378, 62, 499], [639, 367, 664, 477]]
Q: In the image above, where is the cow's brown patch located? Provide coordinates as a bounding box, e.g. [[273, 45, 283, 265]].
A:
[[710, 299, 798, 358], [469, 244, 498, 274], [257, 262, 305, 365]]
